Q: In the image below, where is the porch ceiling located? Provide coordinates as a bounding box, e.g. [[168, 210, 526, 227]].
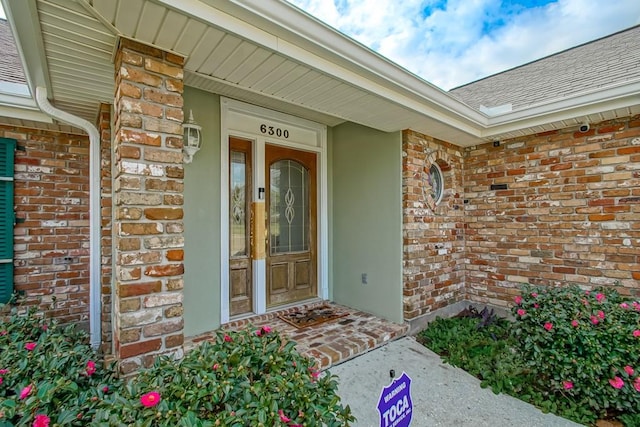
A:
[[4, 0, 640, 146]]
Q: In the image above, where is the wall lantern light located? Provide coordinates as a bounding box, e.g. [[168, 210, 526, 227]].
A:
[[183, 109, 202, 163]]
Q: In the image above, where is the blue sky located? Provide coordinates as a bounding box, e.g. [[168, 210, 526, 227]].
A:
[[286, 0, 640, 89]]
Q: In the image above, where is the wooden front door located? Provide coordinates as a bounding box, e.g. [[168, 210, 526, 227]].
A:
[[228, 138, 252, 316], [265, 145, 317, 307]]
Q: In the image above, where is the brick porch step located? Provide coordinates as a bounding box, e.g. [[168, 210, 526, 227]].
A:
[[185, 301, 409, 370]]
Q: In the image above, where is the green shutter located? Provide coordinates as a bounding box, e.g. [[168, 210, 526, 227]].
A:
[[0, 138, 15, 304]]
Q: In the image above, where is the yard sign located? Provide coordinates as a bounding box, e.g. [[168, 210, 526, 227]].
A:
[[377, 371, 413, 427]]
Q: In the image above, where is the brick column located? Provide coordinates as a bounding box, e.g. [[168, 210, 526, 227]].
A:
[[98, 103, 113, 354], [113, 38, 185, 374]]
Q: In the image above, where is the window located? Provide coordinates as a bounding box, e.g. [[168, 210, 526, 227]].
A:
[[429, 163, 444, 205], [0, 138, 15, 304]]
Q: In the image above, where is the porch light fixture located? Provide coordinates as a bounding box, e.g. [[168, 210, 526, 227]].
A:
[[183, 109, 202, 163]]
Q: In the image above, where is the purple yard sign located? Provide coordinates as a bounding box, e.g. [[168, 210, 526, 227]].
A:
[[377, 372, 413, 427]]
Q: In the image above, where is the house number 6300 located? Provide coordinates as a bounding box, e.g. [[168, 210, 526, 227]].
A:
[[260, 124, 289, 138]]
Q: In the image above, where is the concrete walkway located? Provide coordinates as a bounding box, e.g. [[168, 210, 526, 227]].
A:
[[329, 337, 583, 427]]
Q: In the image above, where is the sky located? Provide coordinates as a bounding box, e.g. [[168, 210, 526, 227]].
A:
[[285, 0, 640, 90]]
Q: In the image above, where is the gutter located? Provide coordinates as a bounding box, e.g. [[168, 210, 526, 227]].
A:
[[35, 87, 101, 350]]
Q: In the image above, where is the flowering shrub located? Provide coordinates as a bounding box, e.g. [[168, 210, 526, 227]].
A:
[[511, 285, 640, 423], [1, 305, 353, 426], [93, 326, 355, 426], [0, 305, 120, 426]]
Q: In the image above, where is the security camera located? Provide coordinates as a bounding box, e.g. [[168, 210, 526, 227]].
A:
[[578, 123, 590, 133]]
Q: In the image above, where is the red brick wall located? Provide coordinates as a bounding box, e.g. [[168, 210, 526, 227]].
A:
[[0, 125, 90, 325], [402, 130, 466, 320], [465, 116, 640, 307]]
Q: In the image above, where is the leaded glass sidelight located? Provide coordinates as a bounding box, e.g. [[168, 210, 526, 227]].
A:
[[230, 150, 248, 256], [270, 160, 309, 254]]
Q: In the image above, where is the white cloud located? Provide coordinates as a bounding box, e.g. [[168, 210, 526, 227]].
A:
[[287, 0, 640, 90], [0, 3, 5, 20]]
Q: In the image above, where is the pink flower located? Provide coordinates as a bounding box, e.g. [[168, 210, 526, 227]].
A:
[[140, 391, 161, 407], [624, 366, 634, 376], [544, 322, 553, 331], [102, 386, 109, 393], [533, 303, 539, 309], [620, 303, 629, 309], [278, 410, 291, 423], [609, 377, 624, 389], [33, 414, 50, 427], [635, 377, 640, 392], [223, 334, 232, 342], [596, 293, 605, 303], [256, 325, 271, 336], [585, 291, 590, 295], [309, 368, 320, 382], [571, 320, 579, 327], [0, 330, 7, 336], [0, 369, 8, 374], [514, 296, 523, 305], [633, 330, 640, 338], [597, 310, 605, 320], [86, 360, 96, 376], [20, 384, 33, 399], [25, 342, 37, 351], [517, 309, 526, 317], [562, 381, 573, 390], [531, 292, 538, 298], [0, 377, 3, 385], [41, 324, 48, 331], [590, 316, 599, 325], [213, 363, 219, 370]]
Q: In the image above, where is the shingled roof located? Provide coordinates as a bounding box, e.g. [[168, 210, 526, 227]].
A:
[[0, 18, 27, 85], [449, 25, 640, 111]]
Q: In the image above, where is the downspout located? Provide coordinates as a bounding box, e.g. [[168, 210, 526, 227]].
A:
[[35, 87, 102, 350]]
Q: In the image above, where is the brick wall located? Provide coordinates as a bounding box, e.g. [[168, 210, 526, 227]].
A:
[[465, 116, 640, 307], [402, 130, 466, 320], [112, 38, 186, 374], [0, 124, 90, 326]]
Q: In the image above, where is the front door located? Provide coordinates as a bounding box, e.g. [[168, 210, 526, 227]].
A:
[[227, 140, 318, 316], [265, 144, 317, 307]]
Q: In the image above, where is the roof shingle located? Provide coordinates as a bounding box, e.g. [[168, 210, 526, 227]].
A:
[[449, 25, 640, 111], [0, 18, 27, 85]]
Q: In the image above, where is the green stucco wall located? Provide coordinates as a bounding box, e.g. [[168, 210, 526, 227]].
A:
[[330, 122, 403, 323], [183, 87, 221, 336]]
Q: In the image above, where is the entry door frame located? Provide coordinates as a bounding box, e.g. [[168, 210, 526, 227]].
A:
[[220, 98, 328, 324]]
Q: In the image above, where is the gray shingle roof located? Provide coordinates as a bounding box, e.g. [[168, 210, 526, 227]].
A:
[[449, 25, 640, 111], [0, 18, 27, 85]]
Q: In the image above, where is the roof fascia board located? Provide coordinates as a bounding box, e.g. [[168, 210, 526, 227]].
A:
[[276, 38, 485, 136], [0, 104, 54, 123], [0, 92, 40, 109], [482, 80, 640, 137], [0, 81, 30, 97], [3, 0, 52, 96]]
